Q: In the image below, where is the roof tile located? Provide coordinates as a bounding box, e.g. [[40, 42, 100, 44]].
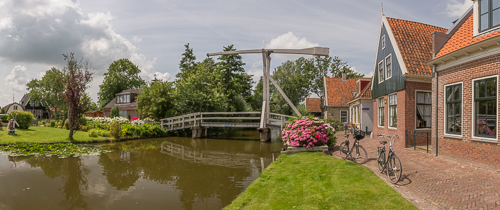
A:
[[325, 77, 357, 107], [305, 98, 321, 112]]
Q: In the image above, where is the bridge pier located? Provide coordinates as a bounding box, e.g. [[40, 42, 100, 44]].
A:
[[192, 126, 208, 139], [257, 127, 271, 142]]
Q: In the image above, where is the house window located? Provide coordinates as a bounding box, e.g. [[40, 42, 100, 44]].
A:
[[340, 110, 348, 123], [378, 60, 384, 83], [474, 77, 497, 138], [117, 95, 130, 104], [119, 110, 128, 118], [378, 97, 384, 126], [381, 35, 386, 49], [416, 91, 432, 129], [385, 54, 392, 79], [479, 0, 500, 32], [445, 83, 462, 135], [389, 94, 397, 128]]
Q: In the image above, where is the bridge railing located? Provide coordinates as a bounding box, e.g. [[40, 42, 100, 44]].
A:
[[268, 113, 296, 130]]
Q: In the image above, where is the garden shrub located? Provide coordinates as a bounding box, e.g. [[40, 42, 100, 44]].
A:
[[7, 111, 34, 129], [110, 122, 121, 140], [50, 121, 56, 127], [1, 115, 8, 123], [80, 126, 88, 131], [64, 119, 69, 130], [100, 130, 110, 137], [282, 117, 336, 148], [88, 129, 98, 137]]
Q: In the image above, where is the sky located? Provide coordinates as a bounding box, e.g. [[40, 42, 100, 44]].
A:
[[0, 0, 473, 106]]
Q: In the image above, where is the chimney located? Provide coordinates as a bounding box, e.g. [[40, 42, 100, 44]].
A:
[[342, 70, 346, 81], [352, 91, 358, 97]]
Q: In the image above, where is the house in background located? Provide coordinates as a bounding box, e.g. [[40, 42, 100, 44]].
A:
[[371, 14, 447, 147], [427, 3, 500, 169], [85, 110, 103, 118], [305, 98, 321, 117], [2, 102, 24, 114], [19, 94, 48, 119], [323, 75, 358, 123], [348, 78, 373, 134], [103, 89, 139, 119]]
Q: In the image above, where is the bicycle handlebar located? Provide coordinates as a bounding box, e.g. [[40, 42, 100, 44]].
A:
[[377, 134, 399, 139]]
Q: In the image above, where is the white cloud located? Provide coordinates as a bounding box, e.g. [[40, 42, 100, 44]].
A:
[[446, 0, 473, 18], [265, 32, 318, 49], [247, 61, 263, 84], [152, 71, 171, 82], [5, 65, 29, 92], [133, 36, 142, 43], [37, 71, 46, 79]]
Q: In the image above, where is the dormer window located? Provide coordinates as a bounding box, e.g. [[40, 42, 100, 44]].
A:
[[117, 94, 130, 104], [479, 0, 500, 32]]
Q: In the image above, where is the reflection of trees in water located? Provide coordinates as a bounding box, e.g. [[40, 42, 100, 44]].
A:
[[19, 156, 90, 210], [98, 138, 258, 210]]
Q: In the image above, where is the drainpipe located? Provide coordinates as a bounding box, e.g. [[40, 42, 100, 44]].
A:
[[433, 64, 438, 156]]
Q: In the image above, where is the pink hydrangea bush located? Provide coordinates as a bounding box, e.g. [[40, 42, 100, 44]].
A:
[[282, 118, 336, 148]]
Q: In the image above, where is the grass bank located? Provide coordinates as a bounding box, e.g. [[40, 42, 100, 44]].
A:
[[0, 126, 108, 144], [224, 152, 417, 210]]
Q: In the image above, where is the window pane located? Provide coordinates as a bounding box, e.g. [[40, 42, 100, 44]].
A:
[[478, 81, 486, 98], [481, 0, 490, 14], [454, 85, 461, 101], [488, 100, 496, 115], [446, 87, 452, 101], [455, 103, 461, 118], [494, 0, 500, 9], [478, 101, 487, 116], [487, 79, 497, 97], [448, 104, 454, 116], [481, 14, 490, 31], [493, 9, 500, 26]]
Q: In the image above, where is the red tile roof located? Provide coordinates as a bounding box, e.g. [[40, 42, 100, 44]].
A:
[[386, 17, 447, 76], [305, 98, 321, 112], [351, 81, 372, 101], [435, 14, 500, 58], [325, 77, 357, 107]]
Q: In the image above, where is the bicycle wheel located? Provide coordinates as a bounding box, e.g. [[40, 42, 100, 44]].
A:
[[339, 142, 349, 160], [386, 154, 403, 183], [352, 145, 368, 164], [377, 150, 385, 173]]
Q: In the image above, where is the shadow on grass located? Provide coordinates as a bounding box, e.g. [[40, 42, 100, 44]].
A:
[[18, 129, 36, 132]]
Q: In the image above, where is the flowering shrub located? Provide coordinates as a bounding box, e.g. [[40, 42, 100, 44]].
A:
[[142, 117, 155, 122], [86, 117, 131, 124], [282, 117, 336, 148], [477, 120, 494, 135], [130, 117, 138, 121]]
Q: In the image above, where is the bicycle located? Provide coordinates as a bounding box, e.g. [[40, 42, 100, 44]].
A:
[[339, 128, 368, 164], [377, 134, 403, 183]]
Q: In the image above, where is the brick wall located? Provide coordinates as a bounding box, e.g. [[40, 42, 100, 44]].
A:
[[433, 53, 500, 170], [372, 81, 432, 148]]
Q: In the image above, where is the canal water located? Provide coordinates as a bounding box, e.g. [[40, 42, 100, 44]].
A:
[[0, 130, 283, 210]]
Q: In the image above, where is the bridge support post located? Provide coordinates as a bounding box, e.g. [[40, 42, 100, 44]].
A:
[[257, 127, 271, 142], [192, 126, 207, 139]]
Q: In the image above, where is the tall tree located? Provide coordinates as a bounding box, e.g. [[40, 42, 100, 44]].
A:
[[216, 45, 253, 111], [175, 43, 197, 81], [61, 53, 94, 140], [98, 59, 145, 108], [26, 67, 67, 119], [136, 80, 175, 120]]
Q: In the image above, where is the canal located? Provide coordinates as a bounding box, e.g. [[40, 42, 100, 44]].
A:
[[0, 130, 283, 210]]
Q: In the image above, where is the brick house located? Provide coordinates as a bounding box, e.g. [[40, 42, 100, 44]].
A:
[[103, 89, 139, 119], [323, 76, 358, 123], [348, 78, 373, 134], [305, 98, 321, 117], [371, 15, 447, 147], [19, 94, 49, 120], [427, 3, 500, 169]]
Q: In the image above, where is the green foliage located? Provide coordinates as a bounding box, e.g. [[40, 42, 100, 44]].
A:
[[1, 107, 5, 114], [121, 124, 167, 138], [8, 111, 34, 129], [1, 115, 7, 123], [26, 67, 67, 118], [293, 104, 310, 117], [80, 126, 88, 132], [64, 119, 69, 130], [88, 129, 98, 137], [98, 59, 145, 107], [111, 106, 119, 118], [109, 122, 121, 140], [0, 143, 106, 157], [136, 80, 175, 121]]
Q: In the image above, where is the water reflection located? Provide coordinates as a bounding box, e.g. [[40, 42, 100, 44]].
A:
[[0, 130, 283, 210]]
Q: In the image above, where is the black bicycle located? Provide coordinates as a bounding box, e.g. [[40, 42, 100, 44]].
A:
[[377, 134, 403, 183], [339, 128, 367, 164]]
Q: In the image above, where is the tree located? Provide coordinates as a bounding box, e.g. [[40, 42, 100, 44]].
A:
[[98, 59, 145, 108], [26, 67, 67, 119], [175, 43, 197, 81], [136, 80, 175, 121], [61, 53, 94, 140], [111, 106, 119, 118], [1, 107, 5, 114]]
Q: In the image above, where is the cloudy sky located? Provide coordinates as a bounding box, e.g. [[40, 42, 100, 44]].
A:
[[0, 0, 472, 106]]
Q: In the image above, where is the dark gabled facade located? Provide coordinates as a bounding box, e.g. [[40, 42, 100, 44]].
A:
[[19, 94, 49, 119]]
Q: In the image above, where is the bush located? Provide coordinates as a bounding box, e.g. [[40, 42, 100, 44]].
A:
[[110, 122, 121, 140], [64, 119, 69, 130], [1, 115, 8, 123], [7, 111, 34, 129], [88, 129, 98, 137], [50, 121, 56, 127], [80, 126, 88, 132], [282, 117, 336, 148]]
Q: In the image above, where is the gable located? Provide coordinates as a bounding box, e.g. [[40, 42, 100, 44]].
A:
[[325, 77, 357, 107]]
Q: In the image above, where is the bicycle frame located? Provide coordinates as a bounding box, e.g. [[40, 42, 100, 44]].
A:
[[341, 138, 361, 157]]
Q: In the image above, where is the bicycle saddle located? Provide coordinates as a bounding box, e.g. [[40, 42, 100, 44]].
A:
[[379, 141, 387, 145]]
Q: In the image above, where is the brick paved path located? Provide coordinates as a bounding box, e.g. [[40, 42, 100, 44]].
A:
[[331, 133, 500, 210]]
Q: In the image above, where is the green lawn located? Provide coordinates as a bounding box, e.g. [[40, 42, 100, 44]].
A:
[[224, 152, 417, 210], [0, 126, 108, 144]]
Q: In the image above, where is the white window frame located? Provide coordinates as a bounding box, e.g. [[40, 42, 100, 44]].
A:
[[443, 82, 463, 139], [471, 75, 499, 143], [378, 60, 385, 84], [381, 35, 386, 49], [378, 97, 385, 128], [415, 90, 432, 130], [340, 110, 348, 123], [385, 54, 392, 80], [388, 93, 397, 129]]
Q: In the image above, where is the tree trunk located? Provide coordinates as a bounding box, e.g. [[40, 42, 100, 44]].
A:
[[68, 107, 74, 140]]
